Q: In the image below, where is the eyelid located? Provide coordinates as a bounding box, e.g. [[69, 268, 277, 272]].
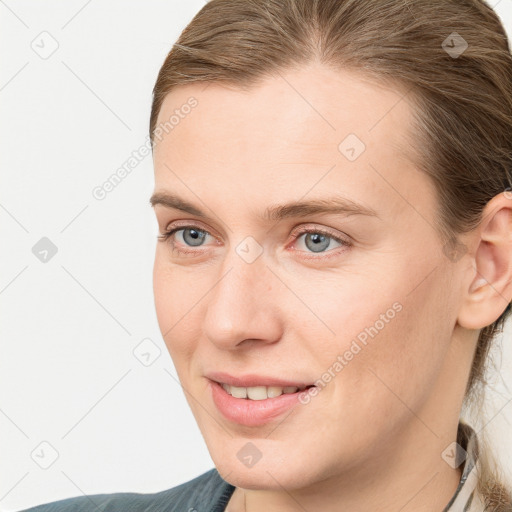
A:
[[287, 223, 350, 246], [162, 220, 218, 241]]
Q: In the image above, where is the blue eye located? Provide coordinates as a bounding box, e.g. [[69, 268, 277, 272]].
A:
[[295, 231, 343, 253], [158, 227, 211, 254], [177, 227, 208, 247], [158, 225, 350, 258]]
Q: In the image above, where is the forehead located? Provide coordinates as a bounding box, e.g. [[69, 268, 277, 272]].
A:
[[152, 62, 428, 222], [156, 63, 413, 148]]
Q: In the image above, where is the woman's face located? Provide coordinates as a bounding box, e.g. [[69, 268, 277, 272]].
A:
[[151, 63, 465, 490]]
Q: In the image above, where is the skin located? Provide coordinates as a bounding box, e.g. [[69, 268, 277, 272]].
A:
[[151, 62, 512, 512]]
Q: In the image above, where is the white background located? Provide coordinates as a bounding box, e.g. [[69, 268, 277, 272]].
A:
[[1, 1, 511, 510]]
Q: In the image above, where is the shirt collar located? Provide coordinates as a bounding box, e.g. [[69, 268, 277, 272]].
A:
[[443, 422, 485, 512]]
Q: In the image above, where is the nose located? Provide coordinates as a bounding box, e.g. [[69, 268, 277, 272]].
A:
[[202, 249, 284, 351]]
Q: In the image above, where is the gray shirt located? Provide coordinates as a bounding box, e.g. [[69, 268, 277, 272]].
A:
[[20, 469, 234, 512]]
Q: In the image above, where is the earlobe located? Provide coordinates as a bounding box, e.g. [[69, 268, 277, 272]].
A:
[[457, 192, 512, 330]]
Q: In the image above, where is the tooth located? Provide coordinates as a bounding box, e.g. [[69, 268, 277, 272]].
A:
[[247, 386, 268, 400], [221, 383, 231, 394], [283, 386, 299, 394], [230, 386, 247, 399], [267, 386, 284, 398]]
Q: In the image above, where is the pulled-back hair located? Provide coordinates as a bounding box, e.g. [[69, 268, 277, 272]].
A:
[[149, 1, 512, 507]]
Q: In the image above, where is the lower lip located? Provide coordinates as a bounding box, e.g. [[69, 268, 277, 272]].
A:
[[209, 381, 311, 427]]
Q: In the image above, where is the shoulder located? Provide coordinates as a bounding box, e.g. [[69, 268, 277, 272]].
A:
[[19, 468, 235, 512]]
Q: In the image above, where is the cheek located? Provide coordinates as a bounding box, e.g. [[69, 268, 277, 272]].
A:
[[301, 256, 454, 405], [287, 262, 408, 364], [320, 266, 455, 434], [152, 252, 203, 362]]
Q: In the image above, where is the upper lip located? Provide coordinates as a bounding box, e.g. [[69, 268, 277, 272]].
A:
[[206, 371, 313, 388]]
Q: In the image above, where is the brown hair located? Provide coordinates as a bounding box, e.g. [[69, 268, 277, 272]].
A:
[[149, 0, 512, 508]]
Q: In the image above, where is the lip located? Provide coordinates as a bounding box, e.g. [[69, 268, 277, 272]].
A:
[[206, 372, 315, 427], [206, 371, 312, 389]]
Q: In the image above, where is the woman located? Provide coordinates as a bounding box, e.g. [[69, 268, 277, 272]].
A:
[[23, 0, 512, 510]]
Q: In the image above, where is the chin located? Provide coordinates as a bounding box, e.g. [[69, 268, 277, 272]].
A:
[[218, 462, 311, 491], [209, 442, 324, 491]]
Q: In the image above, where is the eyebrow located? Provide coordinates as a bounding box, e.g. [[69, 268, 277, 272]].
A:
[[149, 191, 379, 221]]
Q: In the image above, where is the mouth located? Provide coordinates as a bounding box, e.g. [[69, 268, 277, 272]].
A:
[[219, 382, 313, 400], [207, 373, 317, 427]]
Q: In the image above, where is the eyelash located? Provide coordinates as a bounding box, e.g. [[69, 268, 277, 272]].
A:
[[157, 223, 351, 260]]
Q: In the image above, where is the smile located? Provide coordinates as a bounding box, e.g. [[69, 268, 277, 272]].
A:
[[220, 383, 310, 400], [207, 374, 316, 427]]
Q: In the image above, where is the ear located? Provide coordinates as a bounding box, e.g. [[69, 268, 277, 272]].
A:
[[457, 191, 512, 330]]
